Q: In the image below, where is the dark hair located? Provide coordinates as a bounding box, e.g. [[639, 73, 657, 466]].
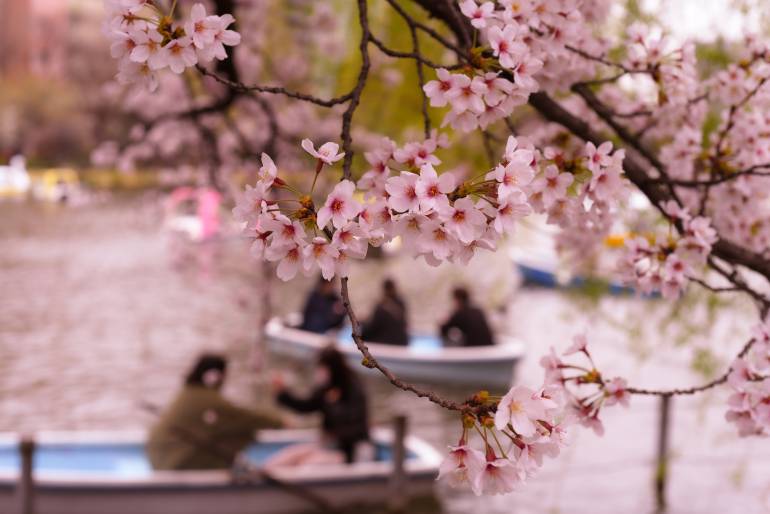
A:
[[383, 278, 397, 296], [186, 354, 227, 387], [452, 287, 470, 305], [318, 345, 356, 400]]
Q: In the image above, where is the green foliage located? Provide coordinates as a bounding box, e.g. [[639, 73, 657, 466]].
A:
[[690, 347, 720, 378], [331, 1, 491, 177]]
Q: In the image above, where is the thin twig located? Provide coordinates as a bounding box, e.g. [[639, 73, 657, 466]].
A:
[[197, 66, 354, 108], [627, 338, 756, 396]]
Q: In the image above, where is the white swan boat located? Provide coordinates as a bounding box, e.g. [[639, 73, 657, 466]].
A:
[[266, 319, 526, 390], [0, 428, 440, 514]]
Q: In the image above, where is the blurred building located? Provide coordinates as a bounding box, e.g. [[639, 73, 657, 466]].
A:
[[0, 0, 102, 78], [0, 0, 32, 76]]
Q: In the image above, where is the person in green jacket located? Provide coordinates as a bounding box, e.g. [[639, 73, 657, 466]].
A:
[[146, 354, 282, 470]]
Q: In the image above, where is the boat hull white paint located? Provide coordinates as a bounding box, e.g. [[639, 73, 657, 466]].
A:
[[0, 429, 441, 514], [266, 320, 526, 391]]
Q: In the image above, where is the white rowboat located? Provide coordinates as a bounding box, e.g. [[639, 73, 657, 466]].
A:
[[0, 428, 441, 514], [266, 319, 526, 391]]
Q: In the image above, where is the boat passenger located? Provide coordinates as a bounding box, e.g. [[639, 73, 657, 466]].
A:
[[299, 278, 346, 334], [361, 278, 409, 345], [268, 346, 370, 466], [440, 287, 495, 346], [146, 354, 281, 470]]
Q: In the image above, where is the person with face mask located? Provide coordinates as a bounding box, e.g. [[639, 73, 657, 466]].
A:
[[146, 354, 281, 470], [266, 346, 371, 467]]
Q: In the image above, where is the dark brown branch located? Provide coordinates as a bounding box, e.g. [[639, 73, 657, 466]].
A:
[[571, 83, 669, 176], [340, 278, 465, 412], [527, 90, 770, 286], [368, 33, 455, 70], [340, 0, 372, 178], [197, 66, 354, 108], [410, 24, 432, 139], [644, 165, 770, 187], [688, 276, 740, 294], [336, 0, 468, 414], [714, 77, 769, 155], [388, 0, 470, 57], [627, 337, 755, 396]]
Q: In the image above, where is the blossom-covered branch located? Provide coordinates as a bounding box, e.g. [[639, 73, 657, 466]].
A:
[[100, 0, 770, 497]]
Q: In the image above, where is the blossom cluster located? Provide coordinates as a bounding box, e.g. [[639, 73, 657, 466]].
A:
[[527, 139, 629, 269], [423, 0, 598, 132], [104, 0, 241, 91], [622, 23, 698, 107], [233, 130, 634, 283], [234, 134, 536, 281], [540, 334, 630, 436], [618, 201, 718, 299], [437, 386, 567, 496], [726, 318, 770, 437], [437, 334, 629, 495]]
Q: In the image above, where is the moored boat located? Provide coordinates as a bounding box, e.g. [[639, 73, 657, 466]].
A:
[[266, 319, 526, 391], [0, 427, 440, 514]]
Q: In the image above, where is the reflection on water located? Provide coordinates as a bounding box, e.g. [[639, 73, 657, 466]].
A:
[[1, 197, 769, 513]]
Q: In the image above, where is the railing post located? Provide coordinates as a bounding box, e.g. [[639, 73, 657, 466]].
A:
[[654, 395, 671, 513], [388, 415, 407, 512], [18, 435, 35, 514]]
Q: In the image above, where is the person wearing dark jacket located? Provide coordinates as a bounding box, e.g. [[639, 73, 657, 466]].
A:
[[440, 287, 495, 346], [268, 346, 370, 467], [361, 279, 409, 345], [146, 354, 281, 470], [300, 278, 346, 333]]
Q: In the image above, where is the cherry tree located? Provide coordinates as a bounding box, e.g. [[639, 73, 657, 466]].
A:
[[101, 0, 770, 497]]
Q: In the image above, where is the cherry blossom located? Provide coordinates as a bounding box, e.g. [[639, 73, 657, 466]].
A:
[[564, 333, 589, 356], [415, 164, 455, 213], [531, 165, 574, 208], [186, 3, 216, 50], [472, 452, 520, 496], [303, 237, 339, 280], [257, 153, 278, 188], [423, 69, 463, 108], [584, 141, 614, 172], [199, 13, 241, 62], [459, 0, 495, 29], [316, 180, 361, 230], [301, 139, 346, 165], [437, 442, 486, 488], [494, 386, 547, 436], [103, 2, 241, 89], [444, 197, 487, 244], [102, 0, 770, 496], [265, 241, 305, 281], [604, 378, 630, 407], [487, 25, 526, 71]]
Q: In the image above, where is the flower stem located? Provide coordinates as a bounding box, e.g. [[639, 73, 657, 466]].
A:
[[490, 429, 508, 459]]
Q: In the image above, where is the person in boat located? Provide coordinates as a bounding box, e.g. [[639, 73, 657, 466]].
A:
[[146, 354, 282, 470], [361, 278, 409, 345], [267, 346, 370, 467], [440, 287, 495, 346], [299, 277, 346, 334]]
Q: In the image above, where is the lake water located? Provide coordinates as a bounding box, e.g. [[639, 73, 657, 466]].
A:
[[1, 196, 769, 513]]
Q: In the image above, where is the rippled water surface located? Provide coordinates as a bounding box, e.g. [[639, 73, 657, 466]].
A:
[[1, 197, 769, 513]]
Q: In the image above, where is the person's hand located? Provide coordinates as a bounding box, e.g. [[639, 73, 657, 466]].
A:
[[270, 372, 285, 393], [324, 387, 341, 404]]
